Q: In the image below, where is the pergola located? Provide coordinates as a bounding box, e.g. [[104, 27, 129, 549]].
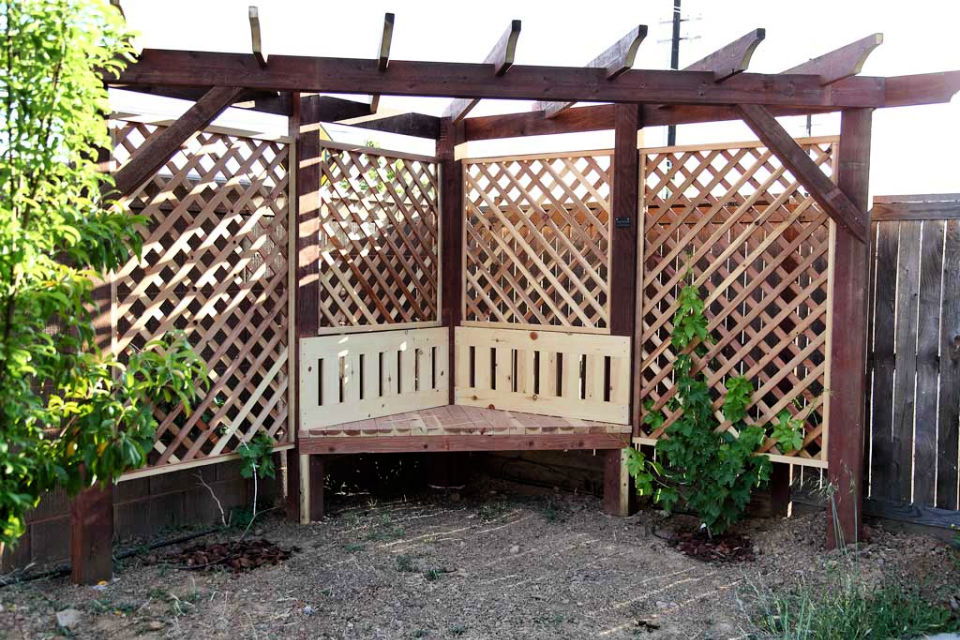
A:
[[91, 11, 960, 582]]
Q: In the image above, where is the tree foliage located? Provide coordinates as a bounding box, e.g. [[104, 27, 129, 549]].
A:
[[0, 0, 207, 545]]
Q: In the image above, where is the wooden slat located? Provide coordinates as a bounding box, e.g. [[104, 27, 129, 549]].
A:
[[301, 432, 629, 454], [891, 221, 921, 503], [248, 6, 266, 67], [868, 219, 898, 501], [937, 220, 960, 509], [444, 20, 522, 122], [872, 199, 960, 221], [784, 34, 883, 85], [913, 220, 945, 504], [370, 12, 395, 113], [535, 25, 648, 118], [737, 103, 868, 243]]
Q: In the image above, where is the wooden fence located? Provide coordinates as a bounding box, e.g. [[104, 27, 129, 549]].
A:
[[867, 194, 960, 527]]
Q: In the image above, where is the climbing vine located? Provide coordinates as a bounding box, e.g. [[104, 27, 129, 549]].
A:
[[627, 273, 804, 535]]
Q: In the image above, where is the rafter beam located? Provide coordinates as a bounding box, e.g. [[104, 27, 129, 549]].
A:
[[737, 103, 868, 243], [884, 70, 960, 107], [248, 6, 266, 68], [370, 12, 395, 113], [300, 95, 373, 123], [685, 27, 765, 81], [443, 19, 521, 122], [784, 34, 883, 85], [534, 25, 648, 118], [107, 86, 244, 199], [111, 49, 888, 107], [342, 112, 441, 139]]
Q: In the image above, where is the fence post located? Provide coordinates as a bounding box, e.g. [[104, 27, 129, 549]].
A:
[[70, 483, 114, 584], [826, 108, 873, 548]]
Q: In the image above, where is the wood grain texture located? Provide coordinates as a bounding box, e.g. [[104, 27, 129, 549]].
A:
[[300, 432, 629, 455], [784, 34, 883, 85], [685, 27, 765, 81], [70, 484, 114, 584], [444, 20, 521, 121]]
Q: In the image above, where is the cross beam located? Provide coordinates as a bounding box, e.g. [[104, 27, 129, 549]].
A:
[[110, 49, 886, 107], [737, 103, 869, 243], [443, 20, 521, 122], [107, 85, 244, 199]]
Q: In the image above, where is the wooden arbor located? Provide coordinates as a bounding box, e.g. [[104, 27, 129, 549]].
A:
[[99, 12, 960, 575]]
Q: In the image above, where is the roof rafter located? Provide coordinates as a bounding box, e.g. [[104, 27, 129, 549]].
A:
[[248, 6, 266, 68], [370, 12, 395, 113], [534, 25, 648, 118], [685, 27, 765, 81], [737, 103, 868, 243], [443, 19, 521, 122], [783, 33, 883, 85]]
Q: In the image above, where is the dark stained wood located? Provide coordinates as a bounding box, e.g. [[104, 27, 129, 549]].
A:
[[111, 49, 888, 108], [70, 484, 114, 584], [444, 20, 522, 122], [371, 12, 395, 113], [868, 220, 898, 502], [345, 112, 441, 139], [535, 25, 648, 118], [439, 118, 465, 404], [784, 34, 883, 85], [299, 433, 630, 455], [826, 108, 873, 549], [913, 219, 945, 504], [685, 27, 766, 81], [937, 220, 960, 510], [248, 6, 266, 67], [737, 103, 868, 243], [609, 103, 640, 338], [872, 198, 960, 221], [603, 449, 634, 516], [769, 463, 791, 517], [884, 71, 960, 107], [891, 221, 921, 503], [307, 456, 325, 521], [300, 95, 373, 123], [108, 86, 244, 199]]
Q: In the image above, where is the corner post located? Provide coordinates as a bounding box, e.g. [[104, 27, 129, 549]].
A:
[[606, 103, 641, 516], [826, 108, 873, 547], [289, 93, 324, 522]]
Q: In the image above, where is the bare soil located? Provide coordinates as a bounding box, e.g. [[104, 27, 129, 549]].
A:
[[0, 480, 957, 639]]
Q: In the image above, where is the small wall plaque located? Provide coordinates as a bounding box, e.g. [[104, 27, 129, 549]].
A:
[[615, 216, 631, 228]]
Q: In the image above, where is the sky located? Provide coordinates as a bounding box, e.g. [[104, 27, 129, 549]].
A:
[[112, 0, 960, 196]]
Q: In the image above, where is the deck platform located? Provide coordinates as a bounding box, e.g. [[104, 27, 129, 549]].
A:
[[298, 404, 631, 454]]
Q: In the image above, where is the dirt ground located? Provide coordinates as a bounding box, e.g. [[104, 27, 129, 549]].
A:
[[0, 481, 957, 640]]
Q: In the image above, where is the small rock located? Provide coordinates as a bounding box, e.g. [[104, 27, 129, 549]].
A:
[[56, 608, 83, 630], [450, 492, 461, 502], [509, 545, 520, 554], [303, 605, 317, 616], [655, 600, 675, 610], [147, 620, 165, 631]]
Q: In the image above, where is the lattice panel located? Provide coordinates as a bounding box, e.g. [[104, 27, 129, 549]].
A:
[[110, 121, 290, 469], [463, 152, 612, 332], [637, 138, 837, 466], [315, 144, 440, 331]]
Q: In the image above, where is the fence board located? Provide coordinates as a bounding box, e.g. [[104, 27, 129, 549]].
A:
[[868, 196, 960, 518]]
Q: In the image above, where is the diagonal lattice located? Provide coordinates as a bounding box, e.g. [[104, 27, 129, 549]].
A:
[[110, 121, 290, 470], [637, 138, 837, 466], [315, 144, 440, 331], [462, 152, 612, 332]]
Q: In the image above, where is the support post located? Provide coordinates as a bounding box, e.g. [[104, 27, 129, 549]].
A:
[[288, 93, 323, 522], [438, 117, 465, 405], [299, 454, 325, 523], [769, 463, 791, 517], [603, 449, 632, 516], [826, 108, 873, 548], [70, 483, 114, 584], [608, 103, 641, 516]]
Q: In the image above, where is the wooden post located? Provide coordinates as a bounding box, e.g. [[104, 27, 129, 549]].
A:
[[70, 484, 114, 584], [438, 117, 465, 404], [769, 463, 791, 517], [826, 108, 873, 548], [299, 455, 325, 523], [607, 103, 641, 516], [288, 93, 324, 522]]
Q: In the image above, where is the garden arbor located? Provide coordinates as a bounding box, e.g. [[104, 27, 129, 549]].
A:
[[101, 13, 960, 562]]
